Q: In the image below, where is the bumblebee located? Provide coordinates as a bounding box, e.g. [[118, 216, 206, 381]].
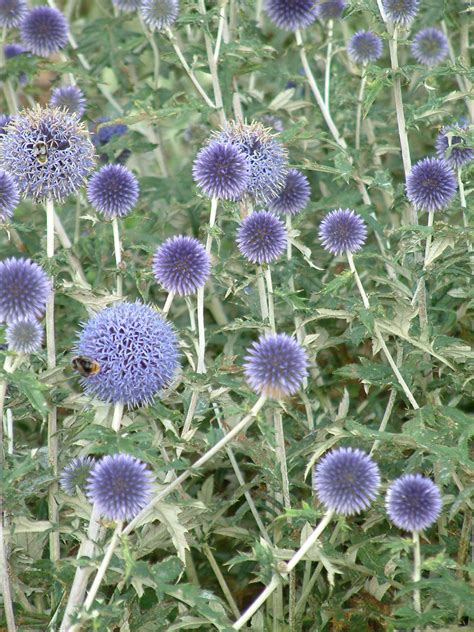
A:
[[72, 356, 100, 377], [33, 141, 49, 165]]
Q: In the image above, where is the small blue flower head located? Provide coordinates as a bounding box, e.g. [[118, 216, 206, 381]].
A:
[[244, 333, 308, 399], [382, 0, 419, 27], [0, 0, 27, 28], [75, 301, 179, 407], [20, 6, 69, 57], [319, 208, 367, 256], [313, 447, 381, 516], [87, 164, 139, 219], [50, 85, 86, 117], [93, 119, 128, 146], [6, 317, 43, 354], [217, 121, 288, 203], [237, 210, 287, 264], [140, 0, 179, 31], [264, 0, 318, 32], [268, 169, 311, 216], [406, 157, 457, 212], [86, 453, 154, 521], [348, 31, 383, 64], [113, 0, 141, 12], [0, 168, 20, 222], [316, 0, 346, 20], [193, 140, 250, 201], [386, 473, 442, 532], [4, 43, 25, 58], [60, 456, 95, 495], [0, 258, 51, 323], [435, 123, 474, 170], [0, 106, 95, 202], [153, 235, 211, 296], [411, 28, 448, 66]]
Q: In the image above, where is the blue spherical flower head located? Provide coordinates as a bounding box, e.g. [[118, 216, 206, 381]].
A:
[[316, 0, 346, 20], [406, 157, 456, 212], [348, 31, 383, 64], [75, 301, 179, 407], [0, 106, 95, 203], [193, 140, 250, 201], [217, 121, 288, 203], [4, 43, 25, 58], [87, 164, 139, 219], [60, 456, 95, 495], [319, 208, 367, 256], [264, 0, 318, 32], [313, 447, 381, 515], [237, 210, 287, 264], [113, 0, 141, 12], [140, 0, 179, 31], [386, 473, 441, 532], [411, 28, 448, 66], [50, 85, 87, 117], [382, 0, 419, 27], [153, 235, 211, 296], [435, 123, 474, 170], [0, 258, 51, 323], [0, 168, 20, 222], [268, 169, 311, 216], [243, 333, 308, 399], [6, 318, 43, 354], [20, 6, 69, 57], [0, 0, 27, 28]]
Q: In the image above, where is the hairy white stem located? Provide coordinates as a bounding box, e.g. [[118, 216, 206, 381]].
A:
[[206, 197, 218, 254], [111, 402, 124, 432], [256, 266, 269, 326], [324, 20, 334, 109], [355, 68, 367, 151], [196, 286, 206, 373], [273, 409, 291, 512], [413, 531, 421, 615], [0, 519, 16, 632], [162, 292, 175, 317], [263, 266, 276, 333], [214, 2, 227, 62], [112, 218, 123, 298], [198, 0, 226, 125], [423, 210, 435, 269]]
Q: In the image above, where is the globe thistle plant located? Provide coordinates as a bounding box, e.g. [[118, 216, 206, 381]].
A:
[[237, 210, 287, 264], [4, 43, 25, 58], [140, 0, 179, 31], [112, 0, 141, 11], [411, 28, 448, 66], [86, 453, 154, 521], [6, 318, 43, 354], [0, 258, 51, 323], [50, 85, 87, 117], [87, 164, 139, 219], [435, 123, 473, 170], [153, 235, 211, 296], [316, 0, 346, 20], [75, 301, 179, 407], [386, 474, 442, 532], [406, 157, 457, 212], [193, 140, 250, 201], [268, 169, 311, 216], [0, 0, 27, 28], [243, 333, 308, 399], [348, 31, 383, 64], [93, 119, 128, 145], [20, 6, 69, 57], [382, 0, 419, 27], [60, 456, 95, 495], [0, 106, 95, 202], [0, 168, 20, 222], [263, 0, 318, 32], [319, 208, 367, 256], [313, 447, 381, 515]]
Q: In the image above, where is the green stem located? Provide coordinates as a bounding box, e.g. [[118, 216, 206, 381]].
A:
[[355, 66, 367, 151], [324, 20, 334, 109], [413, 531, 421, 615], [112, 218, 123, 298]]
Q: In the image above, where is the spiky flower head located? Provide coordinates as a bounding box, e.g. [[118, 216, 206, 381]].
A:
[[316, 0, 346, 19], [75, 301, 179, 407], [313, 447, 381, 515], [406, 157, 457, 212], [140, 0, 179, 31], [217, 121, 288, 203], [4, 42, 25, 57], [0, 106, 95, 202], [319, 208, 367, 255], [264, 0, 318, 32], [435, 122, 474, 170], [93, 119, 128, 146], [152, 235, 211, 296], [112, 0, 141, 12], [0, 0, 27, 28], [243, 333, 308, 399], [20, 6, 69, 57], [193, 140, 250, 201], [268, 169, 310, 216], [60, 456, 95, 495], [386, 473, 442, 532], [0, 168, 20, 222], [0, 258, 51, 323], [87, 164, 139, 219], [411, 28, 448, 66], [237, 210, 287, 264], [50, 85, 86, 117], [6, 318, 43, 354], [348, 31, 383, 64], [382, 0, 419, 27]]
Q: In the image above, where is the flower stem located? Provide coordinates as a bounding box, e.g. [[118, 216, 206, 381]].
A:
[[196, 286, 206, 373], [111, 402, 124, 432], [198, 0, 226, 125], [457, 168, 472, 259], [263, 266, 276, 332], [162, 292, 175, 317], [139, 16, 160, 89], [423, 210, 435, 269], [0, 518, 16, 632], [324, 20, 334, 109], [206, 197, 218, 254], [355, 66, 367, 151], [112, 218, 123, 298], [256, 265, 269, 326], [203, 543, 241, 618], [413, 530, 421, 615]]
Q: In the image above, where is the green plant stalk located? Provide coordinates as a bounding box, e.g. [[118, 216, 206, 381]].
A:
[[112, 218, 123, 298], [198, 0, 226, 125], [324, 20, 334, 109], [355, 65, 367, 151], [413, 531, 421, 616], [139, 16, 160, 89], [162, 291, 175, 317], [203, 543, 241, 618], [0, 518, 16, 632], [423, 210, 435, 269]]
